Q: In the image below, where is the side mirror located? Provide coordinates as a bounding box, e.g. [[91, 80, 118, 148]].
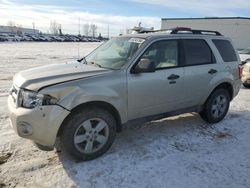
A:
[[131, 58, 155, 73]]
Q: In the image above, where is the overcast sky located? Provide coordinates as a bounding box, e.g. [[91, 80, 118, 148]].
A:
[[0, 0, 249, 36]]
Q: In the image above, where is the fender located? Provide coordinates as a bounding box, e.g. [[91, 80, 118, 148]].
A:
[[202, 71, 235, 103], [39, 73, 128, 124]]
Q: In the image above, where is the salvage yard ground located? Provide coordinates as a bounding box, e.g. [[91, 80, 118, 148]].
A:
[[0, 42, 250, 188]]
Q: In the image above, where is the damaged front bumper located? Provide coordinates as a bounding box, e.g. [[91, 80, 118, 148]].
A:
[[8, 95, 70, 147]]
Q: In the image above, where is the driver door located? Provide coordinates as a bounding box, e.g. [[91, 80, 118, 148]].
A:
[[127, 39, 184, 120]]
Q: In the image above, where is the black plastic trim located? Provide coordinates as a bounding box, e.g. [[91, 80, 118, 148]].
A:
[[124, 105, 203, 126]]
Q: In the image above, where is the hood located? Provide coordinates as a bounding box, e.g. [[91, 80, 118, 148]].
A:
[[239, 54, 250, 62], [14, 62, 111, 91]]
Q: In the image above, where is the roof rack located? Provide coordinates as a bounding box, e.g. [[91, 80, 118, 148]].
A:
[[169, 27, 222, 36], [130, 26, 222, 36]]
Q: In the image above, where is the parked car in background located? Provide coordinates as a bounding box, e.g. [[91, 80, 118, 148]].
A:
[[239, 47, 250, 65], [242, 62, 250, 88], [2, 33, 16, 41], [14, 35, 24, 42], [37, 35, 48, 42], [0, 32, 105, 42], [22, 35, 33, 41], [0, 37, 7, 42], [27, 34, 40, 41], [51, 36, 65, 42], [8, 28, 242, 161], [0, 34, 8, 41]]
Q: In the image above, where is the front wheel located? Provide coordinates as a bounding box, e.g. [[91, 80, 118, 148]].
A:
[[199, 89, 230, 123], [61, 107, 116, 161]]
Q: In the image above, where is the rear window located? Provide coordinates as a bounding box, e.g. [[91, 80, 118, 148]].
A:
[[182, 39, 214, 66], [212, 39, 237, 62]]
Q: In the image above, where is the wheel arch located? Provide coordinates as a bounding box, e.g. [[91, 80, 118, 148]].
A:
[[208, 82, 234, 101], [57, 101, 122, 137]]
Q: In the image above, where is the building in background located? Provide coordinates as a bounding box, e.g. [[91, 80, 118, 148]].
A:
[[161, 17, 250, 49], [0, 25, 39, 35]]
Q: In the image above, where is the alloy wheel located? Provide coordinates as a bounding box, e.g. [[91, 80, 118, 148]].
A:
[[73, 118, 109, 154], [211, 95, 228, 118]]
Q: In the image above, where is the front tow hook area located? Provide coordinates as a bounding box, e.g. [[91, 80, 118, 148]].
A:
[[34, 142, 54, 151]]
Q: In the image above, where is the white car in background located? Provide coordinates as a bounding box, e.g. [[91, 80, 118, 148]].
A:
[[239, 48, 250, 88], [239, 47, 250, 64], [242, 62, 250, 88]]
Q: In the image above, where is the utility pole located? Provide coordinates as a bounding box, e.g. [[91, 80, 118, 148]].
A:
[[78, 18, 81, 36], [59, 24, 62, 35], [32, 22, 35, 34], [107, 24, 109, 39]]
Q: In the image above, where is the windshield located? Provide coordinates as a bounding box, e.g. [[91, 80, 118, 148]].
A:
[[239, 48, 250, 55], [85, 37, 145, 70]]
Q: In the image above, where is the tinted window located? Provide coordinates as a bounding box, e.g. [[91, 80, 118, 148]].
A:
[[212, 39, 237, 62], [183, 39, 213, 65], [140, 40, 178, 69]]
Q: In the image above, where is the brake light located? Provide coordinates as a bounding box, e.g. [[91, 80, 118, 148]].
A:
[[239, 65, 243, 79]]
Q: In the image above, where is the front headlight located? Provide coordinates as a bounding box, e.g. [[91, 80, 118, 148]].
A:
[[19, 90, 57, 108]]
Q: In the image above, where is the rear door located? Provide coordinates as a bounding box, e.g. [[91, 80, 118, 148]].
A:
[[127, 39, 185, 120], [181, 38, 219, 107]]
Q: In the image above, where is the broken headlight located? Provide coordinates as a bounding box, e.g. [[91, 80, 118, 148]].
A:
[[20, 90, 57, 108]]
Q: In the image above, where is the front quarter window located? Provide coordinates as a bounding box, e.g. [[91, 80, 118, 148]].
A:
[[85, 37, 145, 70]]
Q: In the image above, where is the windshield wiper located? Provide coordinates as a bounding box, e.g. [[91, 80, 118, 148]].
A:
[[77, 57, 87, 64], [89, 61, 116, 70]]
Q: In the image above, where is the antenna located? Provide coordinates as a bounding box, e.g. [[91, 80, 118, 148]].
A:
[[78, 17, 80, 59]]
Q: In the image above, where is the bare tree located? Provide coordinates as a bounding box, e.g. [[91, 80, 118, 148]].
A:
[[7, 20, 16, 33], [16, 24, 23, 35], [83, 23, 90, 36], [50, 21, 60, 35], [7, 20, 15, 27], [89, 24, 98, 38]]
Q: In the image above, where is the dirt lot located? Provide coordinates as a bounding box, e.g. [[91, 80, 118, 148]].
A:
[[0, 42, 250, 188]]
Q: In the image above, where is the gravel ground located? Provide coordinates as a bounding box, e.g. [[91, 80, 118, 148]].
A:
[[0, 42, 249, 188]]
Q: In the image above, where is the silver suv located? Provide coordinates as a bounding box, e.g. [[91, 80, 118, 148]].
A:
[[8, 28, 242, 160]]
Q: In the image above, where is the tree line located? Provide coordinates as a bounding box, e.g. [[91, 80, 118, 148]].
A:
[[5, 20, 100, 38]]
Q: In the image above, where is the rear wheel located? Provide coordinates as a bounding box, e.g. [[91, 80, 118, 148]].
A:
[[243, 83, 250, 88], [61, 107, 116, 161], [199, 89, 230, 123]]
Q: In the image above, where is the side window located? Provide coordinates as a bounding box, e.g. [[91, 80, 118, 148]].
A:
[[212, 39, 237, 62], [182, 39, 214, 66], [139, 40, 179, 69]]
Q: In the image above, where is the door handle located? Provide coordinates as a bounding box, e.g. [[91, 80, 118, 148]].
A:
[[167, 74, 180, 80], [208, 69, 217, 74]]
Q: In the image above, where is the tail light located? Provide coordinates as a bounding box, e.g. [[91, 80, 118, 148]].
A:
[[239, 65, 243, 79]]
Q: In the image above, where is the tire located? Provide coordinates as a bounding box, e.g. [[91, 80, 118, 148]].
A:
[[199, 88, 230, 123], [61, 107, 116, 161], [243, 83, 250, 88]]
